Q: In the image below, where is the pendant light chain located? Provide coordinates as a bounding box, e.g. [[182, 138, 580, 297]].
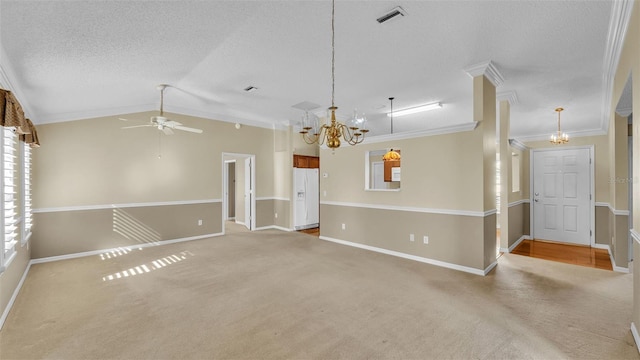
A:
[[331, 0, 335, 108]]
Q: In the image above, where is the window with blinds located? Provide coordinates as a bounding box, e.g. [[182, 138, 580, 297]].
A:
[[1, 127, 17, 268], [23, 142, 32, 243]]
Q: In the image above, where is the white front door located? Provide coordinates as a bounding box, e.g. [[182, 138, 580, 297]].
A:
[[533, 148, 592, 245], [244, 157, 252, 230]]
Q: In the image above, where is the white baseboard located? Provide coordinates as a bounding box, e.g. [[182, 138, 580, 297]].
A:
[[484, 260, 498, 275], [318, 235, 492, 276], [30, 233, 223, 265], [0, 261, 32, 330], [254, 225, 294, 232], [500, 235, 529, 253], [592, 243, 610, 250], [605, 245, 630, 273], [632, 322, 640, 354], [235, 220, 245, 226]]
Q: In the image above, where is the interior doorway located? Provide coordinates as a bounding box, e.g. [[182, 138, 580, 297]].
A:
[[224, 160, 236, 221], [531, 147, 594, 246], [222, 153, 256, 233]]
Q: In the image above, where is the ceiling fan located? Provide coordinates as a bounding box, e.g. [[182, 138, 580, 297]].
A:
[[121, 84, 203, 135]]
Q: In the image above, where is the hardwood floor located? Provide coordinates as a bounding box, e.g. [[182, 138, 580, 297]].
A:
[[512, 239, 612, 271], [298, 227, 319, 237]]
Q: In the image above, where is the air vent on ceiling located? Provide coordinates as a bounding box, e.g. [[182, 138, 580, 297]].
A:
[[244, 86, 258, 92], [377, 6, 406, 24]]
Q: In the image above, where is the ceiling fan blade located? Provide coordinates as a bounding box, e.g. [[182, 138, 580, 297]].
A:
[[174, 125, 203, 134], [121, 125, 153, 129], [162, 127, 174, 135], [164, 120, 182, 127]]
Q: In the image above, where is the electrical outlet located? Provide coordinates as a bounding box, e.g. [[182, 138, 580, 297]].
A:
[[275, 212, 278, 219], [423, 236, 429, 244], [323, 190, 327, 197], [410, 234, 415, 242], [198, 219, 203, 226], [342, 223, 346, 230]]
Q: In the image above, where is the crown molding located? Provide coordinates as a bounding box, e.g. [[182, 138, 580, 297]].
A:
[[616, 106, 633, 117], [463, 60, 505, 87], [513, 127, 607, 143], [508, 138, 528, 151], [361, 121, 479, 145], [601, 0, 634, 133], [496, 90, 519, 105]]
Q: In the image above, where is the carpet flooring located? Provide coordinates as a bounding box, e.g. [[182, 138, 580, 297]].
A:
[[0, 224, 638, 359]]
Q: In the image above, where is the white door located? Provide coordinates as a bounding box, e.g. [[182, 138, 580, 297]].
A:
[[533, 148, 591, 245], [372, 162, 385, 190], [244, 157, 252, 230]]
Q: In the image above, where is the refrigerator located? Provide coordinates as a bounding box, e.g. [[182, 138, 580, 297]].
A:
[[293, 168, 320, 230]]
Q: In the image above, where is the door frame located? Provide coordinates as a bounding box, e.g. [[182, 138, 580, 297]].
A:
[[222, 153, 256, 233], [223, 159, 236, 221], [529, 145, 595, 247]]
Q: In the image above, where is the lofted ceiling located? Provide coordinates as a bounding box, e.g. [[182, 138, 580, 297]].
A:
[[0, 0, 624, 141]]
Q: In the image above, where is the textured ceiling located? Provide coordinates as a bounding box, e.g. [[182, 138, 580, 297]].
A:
[[0, 0, 618, 140]]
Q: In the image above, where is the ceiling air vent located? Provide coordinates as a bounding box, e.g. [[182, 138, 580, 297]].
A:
[[377, 6, 406, 24]]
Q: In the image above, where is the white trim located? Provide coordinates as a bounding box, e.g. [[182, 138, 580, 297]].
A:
[[630, 228, 640, 245], [514, 128, 607, 143], [0, 261, 31, 330], [605, 245, 630, 273], [255, 197, 290, 202], [254, 225, 294, 232], [320, 200, 494, 218], [30, 233, 223, 265], [235, 220, 246, 226], [318, 235, 493, 276], [500, 235, 529, 253], [508, 139, 528, 151], [593, 243, 610, 251], [33, 199, 222, 214], [222, 152, 256, 232], [596, 202, 631, 216], [360, 121, 479, 145], [601, 0, 634, 133], [497, 91, 519, 105], [463, 60, 505, 87], [508, 199, 529, 207], [632, 322, 640, 354]]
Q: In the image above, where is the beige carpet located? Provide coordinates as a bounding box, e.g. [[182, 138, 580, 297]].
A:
[[1, 223, 638, 359]]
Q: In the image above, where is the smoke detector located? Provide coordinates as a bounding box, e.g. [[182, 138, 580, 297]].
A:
[[377, 6, 407, 24]]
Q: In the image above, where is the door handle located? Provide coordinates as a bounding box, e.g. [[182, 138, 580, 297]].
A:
[[534, 199, 539, 202], [535, 192, 539, 196]]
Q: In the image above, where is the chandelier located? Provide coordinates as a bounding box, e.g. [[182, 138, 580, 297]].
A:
[[299, 0, 368, 149], [549, 107, 569, 145]]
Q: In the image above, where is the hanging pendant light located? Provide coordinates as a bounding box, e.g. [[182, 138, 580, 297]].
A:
[[384, 97, 401, 161], [550, 107, 569, 145], [299, 0, 368, 150]]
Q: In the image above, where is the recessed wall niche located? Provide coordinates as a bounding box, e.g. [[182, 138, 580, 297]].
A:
[[365, 149, 401, 191]]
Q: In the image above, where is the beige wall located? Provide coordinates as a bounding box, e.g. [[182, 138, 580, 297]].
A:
[[320, 204, 488, 270], [33, 111, 276, 208], [320, 130, 484, 212], [31, 203, 222, 259], [32, 112, 285, 257]]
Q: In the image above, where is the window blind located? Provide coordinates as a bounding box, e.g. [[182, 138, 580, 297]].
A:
[[23, 142, 31, 242], [3, 127, 17, 259]]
